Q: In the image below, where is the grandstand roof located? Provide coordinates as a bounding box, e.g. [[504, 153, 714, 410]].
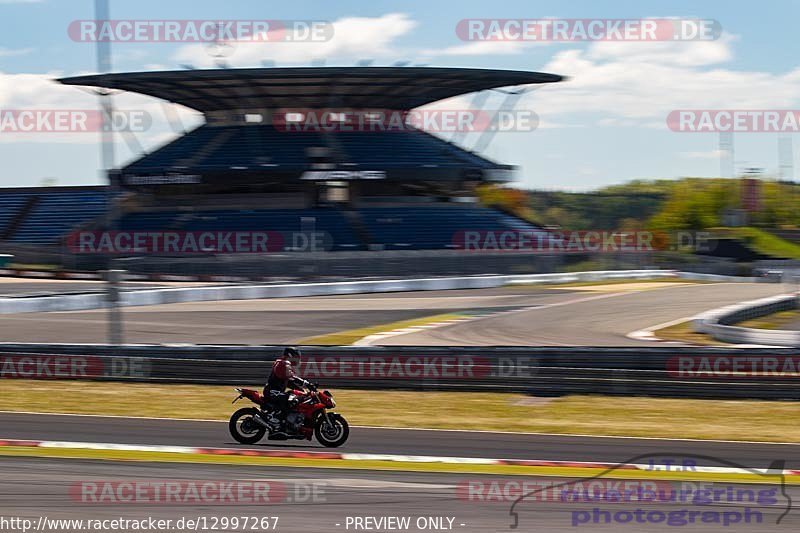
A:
[[58, 67, 563, 112]]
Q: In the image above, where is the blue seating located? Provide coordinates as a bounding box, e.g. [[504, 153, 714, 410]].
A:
[[359, 206, 546, 250], [0, 193, 31, 234], [117, 206, 545, 252], [334, 130, 480, 168], [0, 187, 542, 252], [118, 208, 361, 251], [123, 125, 497, 172], [125, 127, 222, 171], [10, 191, 108, 244]]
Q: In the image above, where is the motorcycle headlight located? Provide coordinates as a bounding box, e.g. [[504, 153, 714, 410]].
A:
[[323, 391, 335, 408]]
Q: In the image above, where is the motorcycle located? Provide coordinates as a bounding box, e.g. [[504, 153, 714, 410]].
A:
[[228, 384, 349, 448]]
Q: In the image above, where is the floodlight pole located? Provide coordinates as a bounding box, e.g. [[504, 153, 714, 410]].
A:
[[95, 0, 124, 345]]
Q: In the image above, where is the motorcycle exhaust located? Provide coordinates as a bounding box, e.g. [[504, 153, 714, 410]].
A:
[[251, 413, 271, 429]]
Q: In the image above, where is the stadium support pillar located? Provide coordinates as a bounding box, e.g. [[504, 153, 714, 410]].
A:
[[304, 182, 318, 208], [104, 269, 125, 345], [348, 181, 361, 206], [95, 0, 123, 345]]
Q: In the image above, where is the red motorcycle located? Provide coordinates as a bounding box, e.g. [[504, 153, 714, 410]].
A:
[[228, 384, 349, 448]]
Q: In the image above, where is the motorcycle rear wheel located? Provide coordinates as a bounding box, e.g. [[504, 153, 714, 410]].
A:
[[229, 407, 267, 444]]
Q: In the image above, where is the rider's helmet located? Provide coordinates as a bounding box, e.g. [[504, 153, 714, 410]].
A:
[[283, 346, 301, 364]]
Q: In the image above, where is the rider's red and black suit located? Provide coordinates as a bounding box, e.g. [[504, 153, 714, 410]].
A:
[[264, 358, 309, 418]]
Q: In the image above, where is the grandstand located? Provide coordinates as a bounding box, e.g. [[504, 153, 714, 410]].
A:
[[0, 67, 564, 262], [0, 186, 107, 245], [122, 125, 497, 175]]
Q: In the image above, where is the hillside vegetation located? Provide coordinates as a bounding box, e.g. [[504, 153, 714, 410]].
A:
[[477, 178, 800, 258]]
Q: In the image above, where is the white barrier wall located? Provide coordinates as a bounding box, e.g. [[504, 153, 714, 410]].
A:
[[0, 269, 770, 315], [693, 293, 800, 346]]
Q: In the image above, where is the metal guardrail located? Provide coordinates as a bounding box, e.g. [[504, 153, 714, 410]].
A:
[[1, 344, 799, 399], [694, 294, 800, 346]]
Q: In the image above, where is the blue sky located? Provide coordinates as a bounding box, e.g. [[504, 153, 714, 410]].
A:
[[0, 0, 798, 190]]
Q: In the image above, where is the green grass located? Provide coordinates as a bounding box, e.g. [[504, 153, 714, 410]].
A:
[[654, 310, 800, 345], [737, 309, 800, 330], [2, 380, 800, 442], [5, 263, 59, 271], [712, 226, 800, 259], [653, 320, 725, 345]]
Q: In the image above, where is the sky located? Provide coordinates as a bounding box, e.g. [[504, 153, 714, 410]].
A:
[[0, 0, 798, 191]]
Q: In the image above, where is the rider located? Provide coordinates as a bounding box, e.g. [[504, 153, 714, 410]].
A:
[[264, 347, 312, 428]]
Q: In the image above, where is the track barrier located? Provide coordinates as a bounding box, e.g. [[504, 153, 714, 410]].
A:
[[2, 344, 800, 399]]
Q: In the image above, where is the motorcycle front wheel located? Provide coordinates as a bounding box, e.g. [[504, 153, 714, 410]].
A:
[[229, 407, 267, 444], [315, 413, 349, 447]]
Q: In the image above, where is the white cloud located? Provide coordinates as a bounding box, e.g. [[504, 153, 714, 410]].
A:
[[0, 47, 33, 57], [526, 32, 800, 125], [587, 34, 735, 67], [172, 13, 417, 67], [424, 40, 533, 56], [0, 71, 201, 146]]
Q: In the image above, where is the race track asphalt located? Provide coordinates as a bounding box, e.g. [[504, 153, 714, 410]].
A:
[[0, 286, 564, 344], [4, 456, 797, 532], [0, 412, 796, 470], [375, 282, 790, 346], [0, 281, 789, 345]]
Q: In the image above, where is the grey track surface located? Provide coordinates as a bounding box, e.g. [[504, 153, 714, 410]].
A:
[[779, 317, 800, 331], [0, 308, 438, 344], [1, 413, 797, 469], [1, 456, 797, 532], [0, 282, 788, 345], [376, 282, 790, 346], [0, 286, 566, 344]]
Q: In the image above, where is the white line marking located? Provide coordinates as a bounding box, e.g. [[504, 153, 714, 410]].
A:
[[626, 316, 695, 342], [39, 441, 194, 454], [626, 314, 786, 348], [5, 437, 793, 475], [0, 410, 225, 423], [241, 478, 455, 489], [341, 453, 497, 464], [359, 291, 636, 345]]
